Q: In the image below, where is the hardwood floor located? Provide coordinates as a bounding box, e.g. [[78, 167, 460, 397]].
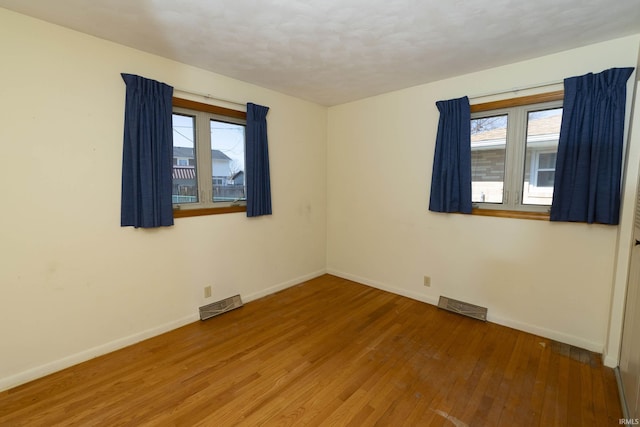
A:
[[0, 275, 622, 426]]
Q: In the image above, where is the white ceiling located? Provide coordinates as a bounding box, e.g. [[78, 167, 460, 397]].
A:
[[1, 0, 639, 106]]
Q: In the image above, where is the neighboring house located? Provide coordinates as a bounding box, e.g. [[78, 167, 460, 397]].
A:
[[471, 114, 561, 205], [173, 146, 196, 167], [172, 166, 197, 202], [172, 147, 245, 202], [172, 147, 232, 178], [231, 171, 244, 186]]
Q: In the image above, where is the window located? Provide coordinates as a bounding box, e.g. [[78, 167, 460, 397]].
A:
[[171, 98, 247, 217], [470, 92, 563, 217]]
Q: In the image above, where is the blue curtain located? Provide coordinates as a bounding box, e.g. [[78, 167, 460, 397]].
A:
[[246, 103, 272, 217], [120, 73, 174, 228], [550, 67, 634, 225], [429, 96, 472, 213]]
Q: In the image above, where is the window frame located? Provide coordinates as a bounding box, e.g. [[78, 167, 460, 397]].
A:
[[470, 91, 564, 221], [172, 97, 247, 218]]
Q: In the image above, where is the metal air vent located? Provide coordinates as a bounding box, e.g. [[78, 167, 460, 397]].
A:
[[438, 296, 487, 321], [199, 295, 243, 321]]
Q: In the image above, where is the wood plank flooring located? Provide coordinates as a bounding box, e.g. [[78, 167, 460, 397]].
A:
[[0, 274, 622, 426]]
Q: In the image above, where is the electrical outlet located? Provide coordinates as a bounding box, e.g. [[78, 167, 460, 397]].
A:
[[204, 286, 212, 298], [423, 276, 431, 287]]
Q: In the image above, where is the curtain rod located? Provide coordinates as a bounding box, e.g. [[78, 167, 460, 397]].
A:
[[173, 87, 246, 108], [469, 79, 564, 101]]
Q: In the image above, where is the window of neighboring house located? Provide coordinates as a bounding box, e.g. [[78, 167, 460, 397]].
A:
[[171, 97, 247, 218], [470, 92, 563, 218]]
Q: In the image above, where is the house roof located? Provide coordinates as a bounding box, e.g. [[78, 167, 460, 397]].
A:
[[173, 147, 231, 161], [471, 114, 561, 143]]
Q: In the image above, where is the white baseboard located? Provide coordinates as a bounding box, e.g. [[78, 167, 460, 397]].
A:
[[327, 269, 440, 306], [4, 268, 601, 392], [604, 353, 619, 368], [487, 313, 602, 354], [0, 314, 198, 393], [327, 269, 604, 354], [0, 269, 327, 393], [243, 269, 327, 303]]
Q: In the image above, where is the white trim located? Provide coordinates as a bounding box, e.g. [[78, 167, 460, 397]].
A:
[[174, 88, 246, 109], [605, 353, 621, 368], [326, 269, 439, 305], [0, 314, 198, 392], [469, 80, 563, 101], [0, 269, 327, 392], [605, 83, 640, 369], [243, 269, 327, 303], [472, 100, 562, 212], [326, 269, 604, 354], [173, 106, 246, 210], [470, 138, 506, 150]]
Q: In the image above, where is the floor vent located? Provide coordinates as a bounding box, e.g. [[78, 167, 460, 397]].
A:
[[438, 296, 487, 321], [199, 295, 243, 321]]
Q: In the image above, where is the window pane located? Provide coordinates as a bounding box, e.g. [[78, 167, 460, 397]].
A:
[[538, 152, 557, 170], [210, 120, 246, 203], [172, 114, 198, 204], [537, 170, 555, 187], [471, 115, 507, 203], [522, 108, 562, 205]]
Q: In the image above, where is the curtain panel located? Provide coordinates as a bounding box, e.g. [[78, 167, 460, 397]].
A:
[[429, 96, 472, 214], [120, 73, 174, 228], [245, 103, 272, 217], [550, 67, 634, 225]]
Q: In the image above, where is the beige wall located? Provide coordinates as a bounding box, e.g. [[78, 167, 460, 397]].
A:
[[327, 35, 640, 359], [2, 6, 640, 392], [0, 9, 327, 390]]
